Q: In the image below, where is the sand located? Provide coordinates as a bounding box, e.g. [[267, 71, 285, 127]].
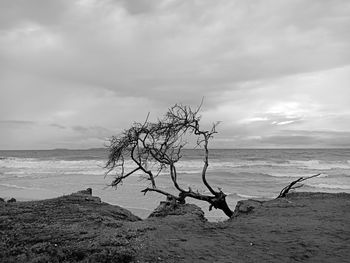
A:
[[0, 190, 349, 262]]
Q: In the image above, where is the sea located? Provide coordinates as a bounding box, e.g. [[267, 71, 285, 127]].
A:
[[1, 148, 350, 221]]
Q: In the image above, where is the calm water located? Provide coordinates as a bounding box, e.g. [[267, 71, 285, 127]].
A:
[[1, 148, 350, 221]]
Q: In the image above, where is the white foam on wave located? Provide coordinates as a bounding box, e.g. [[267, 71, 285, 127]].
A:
[[0, 158, 105, 168], [0, 157, 110, 177], [235, 193, 258, 199], [267, 172, 328, 178], [305, 183, 350, 190], [204, 159, 350, 171], [1, 155, 349, 188], [178, 170, 201, 175], [0, 183, 42, 191], [288, 160, 350, 170]]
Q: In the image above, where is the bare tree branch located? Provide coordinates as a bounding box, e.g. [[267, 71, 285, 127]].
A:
[[141, 187, 178, 201], [277, 173, 321, 198]]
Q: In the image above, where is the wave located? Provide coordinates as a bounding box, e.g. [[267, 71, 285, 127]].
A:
[[0, 183, 42, 190], [0, 157, 107, 177], [235, 193, 258, 199], [267, 172, 328, 178], [288, 160, 350, 170], [172, 159, 350, 172], [2, 156, 350, 169], [305, 183, 350, 190], [0, 157, 104, 167], [226, 192, 275, 200], [1, 155, 350, 182], [178, 171, 201, 175], [219, 160, 350, 171]]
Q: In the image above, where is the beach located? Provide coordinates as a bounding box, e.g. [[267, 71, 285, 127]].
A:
[[1, 149, 350, 261], [1, 189, 349, 262]]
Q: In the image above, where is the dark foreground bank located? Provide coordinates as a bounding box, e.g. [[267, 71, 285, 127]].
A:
[[1, 190, 349, 263]]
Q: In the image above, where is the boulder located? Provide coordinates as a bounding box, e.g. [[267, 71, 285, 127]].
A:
[[70, 188, 101, 202], [75, 188, 92, 196], [232, 199, 263, 217], [149, 200, 206, 221], [7, 198, 16, 203]]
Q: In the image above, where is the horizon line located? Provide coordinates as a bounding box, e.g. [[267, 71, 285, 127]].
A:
[[1, 147, 350, 151]]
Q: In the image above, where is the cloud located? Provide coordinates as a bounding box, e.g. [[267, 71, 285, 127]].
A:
[[0, 0, 349, 149], [0, 120, 36, 127], [116, 0, 158, 15], [2, 0, 349, 100], [71, 125, 113, 138], [0, 0, 68, 30], [50, 123, 66, 129]]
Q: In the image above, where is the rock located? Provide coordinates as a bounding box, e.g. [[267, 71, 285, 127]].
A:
[[7, 198, 16, 203], [75, 188, 92, 195], [1, 191, 349, 262], [0, 197, 4, 203], [232, 199, 263, 217], [69, 188, 102, 202], [149, 201, 206, 221], [55, 190, 140, 222]]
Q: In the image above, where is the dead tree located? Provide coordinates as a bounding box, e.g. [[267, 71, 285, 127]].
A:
[[105, 104, 233, 218], [277, 173, 321, 198]]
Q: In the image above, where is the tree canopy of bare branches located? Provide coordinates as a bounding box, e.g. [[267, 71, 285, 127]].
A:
[[105, 104, 233, 218]]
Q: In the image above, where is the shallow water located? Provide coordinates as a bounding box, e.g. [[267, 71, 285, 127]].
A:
[[1, 148, 350, 221]]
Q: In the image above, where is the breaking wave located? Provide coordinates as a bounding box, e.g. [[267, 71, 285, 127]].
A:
[[304, 183, 350, 190]]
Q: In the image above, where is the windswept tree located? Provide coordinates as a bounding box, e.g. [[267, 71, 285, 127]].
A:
[[105, 104, 234, 218]]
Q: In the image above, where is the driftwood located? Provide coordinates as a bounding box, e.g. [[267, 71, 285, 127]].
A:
[[277, 173, 321, 198]]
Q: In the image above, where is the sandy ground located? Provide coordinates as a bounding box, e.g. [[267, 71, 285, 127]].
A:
[[1, 190, 349, 262]]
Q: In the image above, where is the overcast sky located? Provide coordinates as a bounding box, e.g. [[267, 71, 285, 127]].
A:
[[1, 0, 350, 150]]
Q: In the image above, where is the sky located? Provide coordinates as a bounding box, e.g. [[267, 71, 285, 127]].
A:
[[1, 0, 350, 150]]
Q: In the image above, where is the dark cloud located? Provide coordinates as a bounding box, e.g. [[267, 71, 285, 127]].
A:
[[0, 0, 349, 149], [71, 125, 113, 139], [2, 0, 349, 105], [116, 0, 158, 15], [0, 0, 68, 30], [50, 123, 66, 129], [0, 120, 36, 127]]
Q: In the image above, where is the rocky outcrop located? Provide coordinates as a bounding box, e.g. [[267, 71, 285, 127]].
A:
[[0, 197, 16, 203], [232, 199, 264, 217], [0, 188, 142, 263], [148, 200, 206, 221], [65, 188, 141, 222], [75, 188, 92, 195], [68, 188, 102, 203], [7, 198, 16, 203], [1, 190, 349, 263]]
